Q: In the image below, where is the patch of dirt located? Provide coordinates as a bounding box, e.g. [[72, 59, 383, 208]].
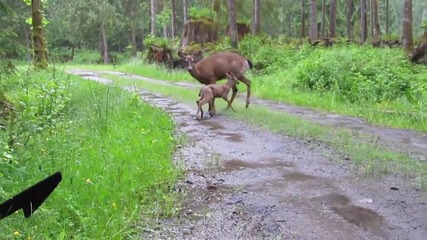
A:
[[69, 70, 427, 240]]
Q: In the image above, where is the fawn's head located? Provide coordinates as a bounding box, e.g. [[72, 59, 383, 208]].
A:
[[225, 72, 239, 85], [177, 50, 203, 71]]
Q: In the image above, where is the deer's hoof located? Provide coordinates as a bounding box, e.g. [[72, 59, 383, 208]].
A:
[[209, 111, 216, 117]]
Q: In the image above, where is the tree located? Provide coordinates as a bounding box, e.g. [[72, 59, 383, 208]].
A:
[[346, 0, 354, 40], [329, 0, 337, 38], [183, 0, 188, 23], [402, 0, 413, 54], [321, 0, 326, 38], [123, 0, 139, 56], [228, 0, 238, 48], [372, 0, 380, 43], [301, 0, 305, 38], [252, 0, 260, 35], [150, 0, 156, 35], [385, 0, 389, 36], [31, 0, 48, 69], [171, 0, 176, 38], [309, 0, 317, 42], [360, 0, 368, 42]]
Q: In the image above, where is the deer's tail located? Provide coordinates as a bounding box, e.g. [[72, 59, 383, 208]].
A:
[[246, 59, 253, 69]]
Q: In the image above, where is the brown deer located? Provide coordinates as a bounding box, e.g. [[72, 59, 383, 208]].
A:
[[177, 50, 253, 116], [196, 72, 239, 120]]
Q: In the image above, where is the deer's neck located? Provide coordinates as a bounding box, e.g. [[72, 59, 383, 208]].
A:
[[188, 65, 211, 85]]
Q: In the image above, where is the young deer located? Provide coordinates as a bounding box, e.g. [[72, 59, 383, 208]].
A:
[[178, 50, 253, 116], [196, 72, 239, 120]]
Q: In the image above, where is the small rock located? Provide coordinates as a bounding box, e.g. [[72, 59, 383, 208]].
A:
[[207, 185, 217, 191], [390, 187, 400, 191], [358, 198, 373, 204]]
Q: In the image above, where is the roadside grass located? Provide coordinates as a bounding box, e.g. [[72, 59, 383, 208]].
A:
[[100, 73, 427, 189], [0, 70, 181, 239], [67, 61, 427, 132]]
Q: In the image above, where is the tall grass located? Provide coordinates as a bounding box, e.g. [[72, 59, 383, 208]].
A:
[[0, 69, 181, 239], [68, 41, 427, 131]]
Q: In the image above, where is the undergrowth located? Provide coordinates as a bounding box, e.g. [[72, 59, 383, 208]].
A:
[[0, 67, 181, 239], [67, 36, 427, 131]]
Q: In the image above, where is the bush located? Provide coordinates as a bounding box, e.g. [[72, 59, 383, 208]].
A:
[[291, 45, 423, 104]]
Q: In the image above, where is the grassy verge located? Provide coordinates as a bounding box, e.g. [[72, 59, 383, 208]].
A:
[[100, 73, 427, 189], [0, 70, 181, 239], [64, 47, 427, 132]]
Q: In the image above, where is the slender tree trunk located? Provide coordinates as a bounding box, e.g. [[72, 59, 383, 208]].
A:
[[402, 0, 413, 54], [171, 0, 176, 38], [370, 0, 374, 38], [150, 0, 156, 35], [24, 25, 31, 61], [360, 0, 368, 42], [346, 0, 354, 40], [329, 0, 337, 38], [228, 0, 238, 48], [252, 0, 261, 35], [101, 23, 110, 64], [130, 9, 137, 56], [301, 0, 305, 38], [321, 0, 326, 38], [372, 0, 380, 43], [31, 0, 48, 69], [183, 0, 188, 22], [309, 0, 318, 43], [386, 0, 389, 36]]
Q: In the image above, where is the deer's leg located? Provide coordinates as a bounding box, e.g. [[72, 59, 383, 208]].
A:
[[237, 76, 252, 108], [227, 85, 239, 109]]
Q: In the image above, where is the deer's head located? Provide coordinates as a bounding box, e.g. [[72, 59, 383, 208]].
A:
[[177, 50, 204, 72]]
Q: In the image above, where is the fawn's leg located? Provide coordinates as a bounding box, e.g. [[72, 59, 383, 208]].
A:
[[222, 97, 236, 112], [209, 98, 216, 117], [237, 76, 251, 108], [196, 100, 202, 120], [227, 85, 238, 109]]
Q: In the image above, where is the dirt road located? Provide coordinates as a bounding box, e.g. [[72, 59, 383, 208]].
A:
[[68, 69, 427, 240]]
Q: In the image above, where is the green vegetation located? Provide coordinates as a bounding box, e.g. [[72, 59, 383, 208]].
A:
[[67, 37, 427, 132], [100, 72, 427, 188], [0, 68, 181, 239]]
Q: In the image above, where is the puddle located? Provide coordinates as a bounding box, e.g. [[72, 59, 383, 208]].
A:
[[199, 120, 226, 130], [217, 132, 243, 142], [281, 171, 316, 182], [315, 193, 351, 207], [219, 158, 295, 172], [332, 205, 385, 236], [314, 193, 385, 237]]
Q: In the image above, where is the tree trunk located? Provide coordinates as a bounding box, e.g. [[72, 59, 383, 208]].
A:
[[171, 0, 176, 38], [386, 0, 389, 36], [321, 0, 326, 38], [402, 0, 413, 55], [150, 0, 156, 35], [329, 0, 337, 38], [130, 10, 137, 56], [24, 25, 31, 61], [101, 23, 110, 64], [346, 0, 354, 40], [309, 0, 318, 43], [372, 0, 380, 43], [31, 0, 48, 69], [183, 0, 188, 23], [228, 0, 238, 48], [301, 0, 305, 38], [360, 0, 368, 42], [252, 0, 260, 35]]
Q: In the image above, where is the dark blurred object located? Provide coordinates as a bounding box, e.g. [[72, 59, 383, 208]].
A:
[[0, 171, 62, 220]]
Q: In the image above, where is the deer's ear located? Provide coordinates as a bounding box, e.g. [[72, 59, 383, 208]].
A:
[[177, 50, 185, 58], [194, 49, 203, 57]]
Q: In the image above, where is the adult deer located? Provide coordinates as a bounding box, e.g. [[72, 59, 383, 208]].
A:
[[177, 50, 253, 116]]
